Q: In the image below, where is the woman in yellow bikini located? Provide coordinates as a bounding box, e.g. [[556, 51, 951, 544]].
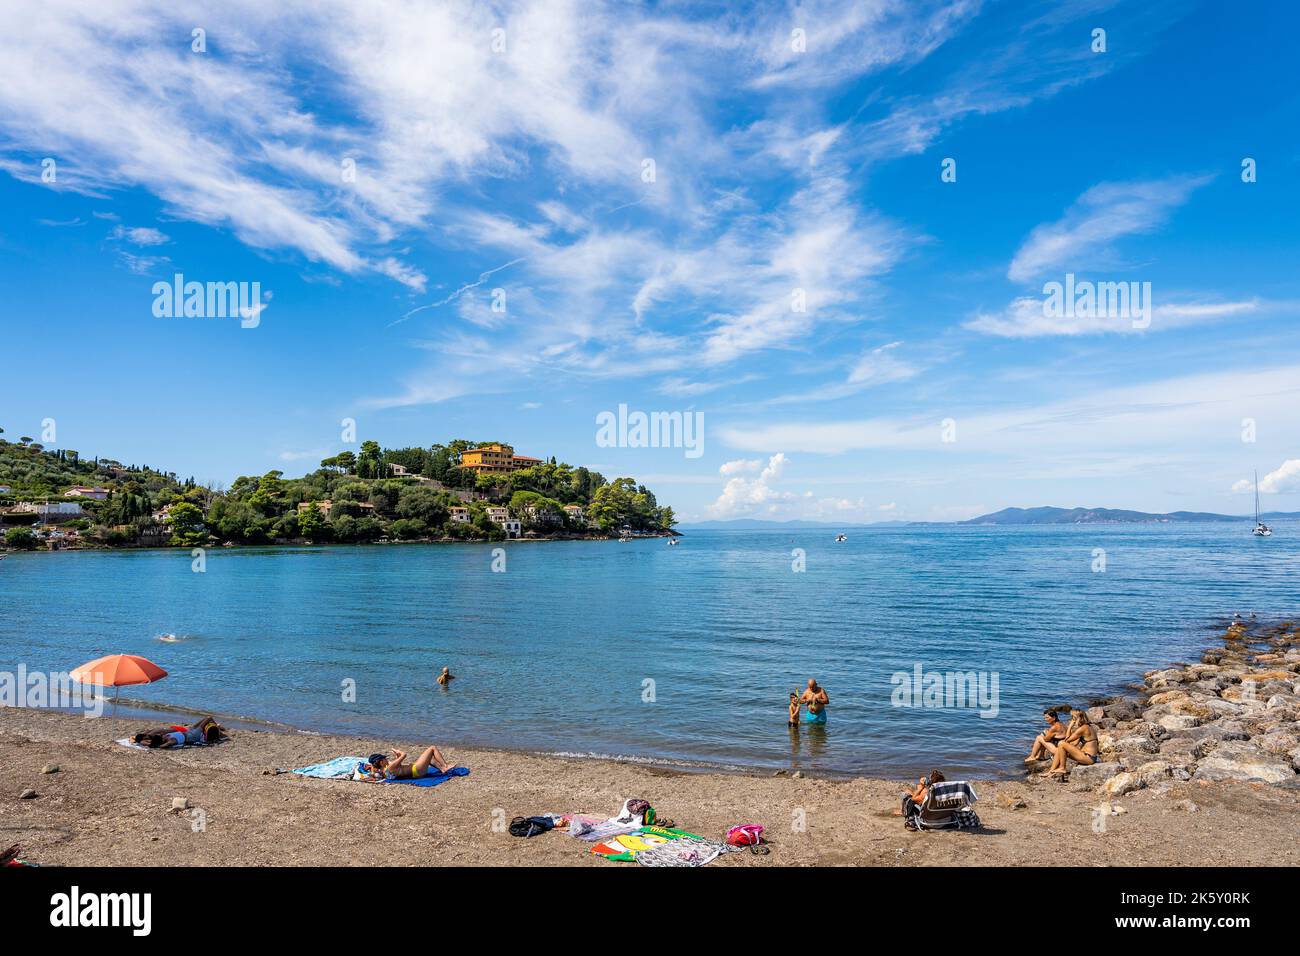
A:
[[361, 744, 451, 781]]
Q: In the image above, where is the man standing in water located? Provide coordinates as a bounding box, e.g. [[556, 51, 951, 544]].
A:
[[800, 679, 829, 724]]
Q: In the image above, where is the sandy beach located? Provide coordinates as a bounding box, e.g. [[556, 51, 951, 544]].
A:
[[4, 703, 1299, 867]]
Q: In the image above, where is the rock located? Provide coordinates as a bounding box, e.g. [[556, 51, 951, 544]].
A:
[[1159, 736, 1209, 761], [170, 797, 191, 811], [19, 789, 37, 799], [996, 793, 1027, 809], [1134, 760, 1173, 788], [1194, 742, 1295, 784], [40, 764, 59, 774], [1102, 771, 1142, 797], [1289, 748, 1300, 773], [1069, 762, 1123, 792], [791, 771, 803, 779], [1104, 699, 1142, 722], [1173, 799, 1200, 812], [1114, 734, 1159, 755], [1257, 731, 1300, 755], [1085, 706, 1106, 723], [1156, 714, 1201, 732]]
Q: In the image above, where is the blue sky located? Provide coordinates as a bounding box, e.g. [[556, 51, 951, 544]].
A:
[[1, 0, 1298, 522]]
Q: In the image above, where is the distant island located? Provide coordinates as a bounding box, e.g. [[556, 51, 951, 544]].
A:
[[681, 506, 1298, 530], [959, 506, 1299, 525], [0, 431, 676, 551]]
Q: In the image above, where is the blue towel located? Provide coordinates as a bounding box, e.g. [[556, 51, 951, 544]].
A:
[[290, 757, 469, 787], [387, 766, 470, 787]]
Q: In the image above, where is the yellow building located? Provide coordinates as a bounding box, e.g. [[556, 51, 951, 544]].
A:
[[459, 443, 544, 475]]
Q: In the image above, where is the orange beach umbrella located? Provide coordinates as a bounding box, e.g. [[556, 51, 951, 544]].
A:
[[70, 654, 168, 705]]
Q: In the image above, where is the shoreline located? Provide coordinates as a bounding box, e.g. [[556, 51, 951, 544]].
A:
[[0, 529, 682, 555], [3, 620, 1299, 866], [14, 615, 1270, 784]]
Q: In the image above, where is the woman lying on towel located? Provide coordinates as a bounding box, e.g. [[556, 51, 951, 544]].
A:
[[359, 744, 451, 781], [1046, 710, 1099, 779], [133, 715, 228, 748]]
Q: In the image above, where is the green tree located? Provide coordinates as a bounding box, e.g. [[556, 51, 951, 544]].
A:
[[167, 501, 207, 547], [5, 527, 35, 549]]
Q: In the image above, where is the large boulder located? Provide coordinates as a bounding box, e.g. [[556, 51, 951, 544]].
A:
[[1156, 713, 1201, 732], [1103, 699, 1142, 722], [1102, 771, 1143, 797], [1068, 762, 1124, 792], [1160, 736, 1210, 761], [1133, 760, 1174, 788], [1193, 742, 1296, 784]]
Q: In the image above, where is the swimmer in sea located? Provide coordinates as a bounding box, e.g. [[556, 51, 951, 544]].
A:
[[437, 666, 455, 686], [788, 692, 801, 728]]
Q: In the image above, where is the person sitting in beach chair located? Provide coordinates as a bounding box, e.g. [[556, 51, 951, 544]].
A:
[[897, 770, 980, 831], [133, 715, 227, 748], [359, 744, 451, 781], [1046, 710, 1099, 780], [1024, 709, 1068, 762]]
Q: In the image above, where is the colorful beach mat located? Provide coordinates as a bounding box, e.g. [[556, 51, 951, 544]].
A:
[[591, 826, 702, 862]]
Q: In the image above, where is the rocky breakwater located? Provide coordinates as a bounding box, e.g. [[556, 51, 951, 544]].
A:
[[1042, 620, 1300, 796]]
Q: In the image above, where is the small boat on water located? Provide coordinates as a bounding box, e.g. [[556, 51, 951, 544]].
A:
[[667, 538, 679, 546], [835, 533, 846, 542], [1252, 470, 1272, 537]]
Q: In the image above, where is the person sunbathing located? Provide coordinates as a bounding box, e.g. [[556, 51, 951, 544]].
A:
[[360, 745, 451, 781], [1025, 709, 1067, 762], [1046, 710, 1099, 778], [133, 715, 226, 748]]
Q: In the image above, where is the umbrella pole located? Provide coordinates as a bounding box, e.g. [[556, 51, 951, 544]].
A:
[[114, 685, 120, 715]]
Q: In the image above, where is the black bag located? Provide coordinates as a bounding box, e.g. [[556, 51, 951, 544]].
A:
[[509, 816, 555, 838]]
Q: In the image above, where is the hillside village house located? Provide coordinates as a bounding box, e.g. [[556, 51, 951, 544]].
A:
[[485, 506, 509, 524], [15, 501, 84, 519], [449, 506, 470, 523], [563, 504, 584, 522], [458, 443, 544, 475], [297, 499, 332, 516], [64, 486, 110, 500]]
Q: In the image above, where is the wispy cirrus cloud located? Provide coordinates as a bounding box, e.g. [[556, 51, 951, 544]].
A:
[[1007, 176, 1211, 283]]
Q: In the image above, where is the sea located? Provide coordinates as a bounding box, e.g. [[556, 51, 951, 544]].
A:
[[2, 523, 1296, 778]]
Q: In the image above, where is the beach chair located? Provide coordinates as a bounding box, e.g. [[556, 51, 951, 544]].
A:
[[908, 780, 981, 831]]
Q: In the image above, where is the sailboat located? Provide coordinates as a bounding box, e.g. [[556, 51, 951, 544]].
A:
[[1252, 470, 1272, 537]]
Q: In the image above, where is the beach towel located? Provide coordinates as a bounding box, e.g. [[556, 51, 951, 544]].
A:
[[290, 757, 469, 788], [591, 826, 702, 862], [291, 756, 368, 779], [635, 836, 741, 868], [569, 798, 653, 841], [115, 737, 209, 751], [908, 780, 980, 831]]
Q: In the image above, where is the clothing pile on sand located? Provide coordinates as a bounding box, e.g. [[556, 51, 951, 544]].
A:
[[508, 797, 766, 867]]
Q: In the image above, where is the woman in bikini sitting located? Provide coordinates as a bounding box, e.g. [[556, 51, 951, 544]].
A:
[[360, 744, 451, 781], [1046, 710, 1099, 779]]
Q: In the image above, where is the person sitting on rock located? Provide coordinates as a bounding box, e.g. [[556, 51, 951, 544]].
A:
[[1025, 709, 1068, 763], [1047, 710, 1100, 779]]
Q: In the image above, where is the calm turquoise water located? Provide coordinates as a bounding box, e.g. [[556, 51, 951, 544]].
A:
[[2, 525, 1296, 777]]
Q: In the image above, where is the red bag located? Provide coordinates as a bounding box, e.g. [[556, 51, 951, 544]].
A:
[[725, 824, 764, 847]]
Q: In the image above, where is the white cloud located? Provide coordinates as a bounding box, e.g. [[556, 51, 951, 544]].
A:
[[709, 453, 793, 517], [719, 364, 1300, 460], [1007, 176, 1211, 283], [111, 225, 169, 246], [966, 296, 1269, 338], [1232, 460, 1300, 495]]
